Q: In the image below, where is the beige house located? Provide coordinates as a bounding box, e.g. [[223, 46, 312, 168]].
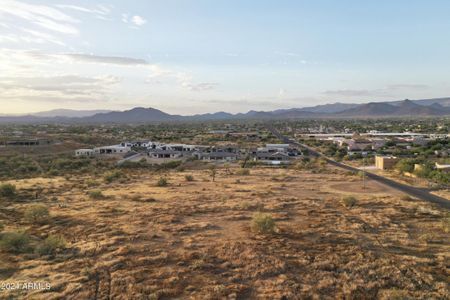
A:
[[375, 155, 399, 170]]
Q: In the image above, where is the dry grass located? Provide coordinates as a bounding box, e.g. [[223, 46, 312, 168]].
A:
[[0, 166, 448, 299]]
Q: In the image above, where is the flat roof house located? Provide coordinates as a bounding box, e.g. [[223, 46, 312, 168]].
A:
[[5, 139, 52, 146], [147, 149, 182, 159], [94, 145, 131, 155], [255, 151, 292, 164], [75, 149, 95, 157], [197, 152, 238, 161], [375, 155, 399, 170]]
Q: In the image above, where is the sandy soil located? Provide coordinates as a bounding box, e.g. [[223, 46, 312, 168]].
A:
[[0, 166, 449, 299]]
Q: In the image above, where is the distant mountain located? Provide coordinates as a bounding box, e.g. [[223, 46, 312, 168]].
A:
[[1, 97, 450, 124], [32, 109, 112, 118], [189, 111, 234, 120], [299, 102, 360, 113], [81, 107, 180, 123], [339, 99, 450, 116], [339, 102, 395, 116], [390, 97, 450, 107]]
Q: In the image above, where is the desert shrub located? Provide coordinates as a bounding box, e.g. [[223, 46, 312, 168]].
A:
[[239, 201, 252, 210], [401, 195, 413, 201], [237, 169, 250, 176], [442, 214, 450, 233], [130, 195, 142, 201], [104, 170, 123, 183], [88, 190, 105, 199], [378, 289, 412, 300], [0, 183, 16, 198], [25, 204, 50, 224], [0, 231, 31, 253], [251, 212, 275, 234], [157, 177, 168, 187], [85, 179, 100, 187], [157, 160, 182, 170], [36, 234, 66, 256], [342, 196, 357, 208], [119, 160, 148, 169], [0, 223, 4, 232], [185, 175, 194, 181]]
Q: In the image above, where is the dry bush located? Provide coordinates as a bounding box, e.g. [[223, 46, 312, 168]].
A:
[[442, 213, 450, 233], [25, 204, 50, 224], [251, 212, 275, 234], [157, 177, 168, 187], [240, 201, 252, 210], [342, 196, 357, 208], [0, 231, 31, 253], [237, 169, 250, 176], [185, 175, 194, 182], [36, 234, 66, 256], [401, 195, 413, 201], [0, 183, 16, 198], [378, 289, 412, 300], [88, 190, 105, 199], [85, 179, 100, 187], [104, 170, 124, 183], [131, 195, 142, 201]]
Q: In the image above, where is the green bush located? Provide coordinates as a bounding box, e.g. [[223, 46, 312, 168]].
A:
[[36, 234, 66, 256], [251, 213, 275, 234], [157, 177, 168, 187], [185, 175, 194, 181], [104, 170, 123, 183], [85, 179, 100, 187], [156, 160, 182, 170], [24, 204, 50, 224], [0, 183, 16, 198], [88, 190, 105, 199], [0, 231, 31, 253], [0, 222, 4, 232], [342, 196, 357, 208]]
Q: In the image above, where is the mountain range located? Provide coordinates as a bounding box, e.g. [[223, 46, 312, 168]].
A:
[[2, 97, 450, 124]]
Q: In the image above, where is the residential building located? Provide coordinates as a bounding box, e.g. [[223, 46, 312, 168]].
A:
[[375, 155, 399, 170], [75, 149, 95, 157]]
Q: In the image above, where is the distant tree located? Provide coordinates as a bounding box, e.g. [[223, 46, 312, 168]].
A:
[[395, 159, 415, 173]]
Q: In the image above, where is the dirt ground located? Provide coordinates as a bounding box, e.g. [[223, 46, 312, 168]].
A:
[[0, 166, 449, 299]]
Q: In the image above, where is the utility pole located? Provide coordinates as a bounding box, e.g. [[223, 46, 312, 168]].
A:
[[363, 157, 366, 190], [362, 154, 367, 190]]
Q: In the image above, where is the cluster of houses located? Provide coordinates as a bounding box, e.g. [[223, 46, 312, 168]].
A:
[[375, 155, 450, 173], [75, 141, 302, 165], [3, 138, 52, 147], [315, 134, 438, 157]]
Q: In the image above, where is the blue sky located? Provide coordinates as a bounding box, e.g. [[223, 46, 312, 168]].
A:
[[1, 0, 450, 114]]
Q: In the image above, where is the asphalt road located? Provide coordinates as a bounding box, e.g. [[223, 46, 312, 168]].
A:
[[267, 124, 450, 210]]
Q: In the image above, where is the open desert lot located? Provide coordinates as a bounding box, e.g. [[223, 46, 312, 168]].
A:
[[0, 166, 449, 299]]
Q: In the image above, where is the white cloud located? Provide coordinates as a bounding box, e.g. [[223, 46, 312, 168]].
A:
[[56, 4, 112, 21], [323, 84, 430, 98], [182, 82, 218, 92], [121, 14, 147, 27], [63, 53, 149, 66], [0, 74, 121, 102], [131, 15, 147, 26], [0, 0, 80, 35]]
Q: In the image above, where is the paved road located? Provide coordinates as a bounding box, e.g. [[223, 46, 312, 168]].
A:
[[267, 124, 450, 209]]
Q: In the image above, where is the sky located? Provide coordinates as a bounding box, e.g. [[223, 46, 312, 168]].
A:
[[1, 0, 450, 115]]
